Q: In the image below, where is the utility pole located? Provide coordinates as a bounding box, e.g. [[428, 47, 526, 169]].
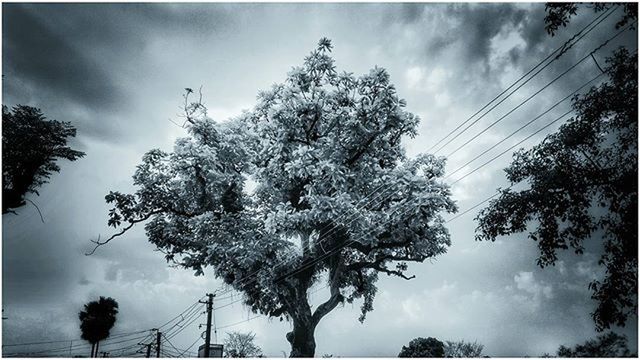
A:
[[145, 343, 152, 358], [156, 331, 162, 358], [200, 293, 215, 357]]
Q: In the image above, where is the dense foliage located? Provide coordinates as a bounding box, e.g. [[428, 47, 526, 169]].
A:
[[99, 38, 456, 356], [223, 331, 263, 358], [544, 2, 637, 36], [444, 340, 484, 357], [78, 297, 119, 357], [476, 49, 637, 331], [398, 337, 445, 358], [556, 332, 635, 357], [2, 105, 85, 214]]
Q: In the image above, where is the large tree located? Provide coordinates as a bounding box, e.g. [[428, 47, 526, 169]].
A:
[[475, 48, 637, 331], [79, 296, 119, 358], [95, 38, 456, 356], [2, 105, 85, 214]]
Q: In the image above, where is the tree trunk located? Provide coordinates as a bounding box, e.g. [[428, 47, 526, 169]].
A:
[[287, 317, 316, 357], [91, 343, 96, 358], [285, 284, 316, 358], [284, 251, 345, 357], [95, 340, 100, 358]]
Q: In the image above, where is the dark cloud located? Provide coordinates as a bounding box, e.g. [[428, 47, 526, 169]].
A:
[[452, 3, 527, 64], [2, 3, 236, 143], [2, 4, 125, 111]]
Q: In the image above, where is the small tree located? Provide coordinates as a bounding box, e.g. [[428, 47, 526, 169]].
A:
[[399, 337, 445, 358], [223, 331, 263, 358], [96, 38, 456, 356], [78, 297, 119, 358], [2, 105, 85, 214], [444, 340, 484, 357], [556, 332, 635, 357]]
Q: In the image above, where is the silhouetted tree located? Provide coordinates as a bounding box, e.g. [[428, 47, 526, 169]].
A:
[[223, 331, 263, 358], [78, 297, 119, 358], [544, 2, 637, 36], [399, 337, 445, 358], [444, 340, 484, 357], [476, 48, 637, 331], [556, 332, 635, 357], [95, 38, 456, 357], [2, 105, 85, 214]]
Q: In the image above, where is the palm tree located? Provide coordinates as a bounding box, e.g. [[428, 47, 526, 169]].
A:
[[78, 297, 119, 357]]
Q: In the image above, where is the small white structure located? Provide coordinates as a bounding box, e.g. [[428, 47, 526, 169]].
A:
[[198, 344, 224, 358]]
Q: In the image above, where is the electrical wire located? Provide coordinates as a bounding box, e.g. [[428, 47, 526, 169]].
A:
[[443, 21, 633, 159], [450, 110, 574, 186], [428, 5, 619, 154], [444, 72, 604, 179]]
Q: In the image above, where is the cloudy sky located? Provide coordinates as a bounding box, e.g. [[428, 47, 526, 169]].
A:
[[2, 2, 637, 357]]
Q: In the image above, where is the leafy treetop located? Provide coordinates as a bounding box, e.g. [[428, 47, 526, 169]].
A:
[[78, 296, 119, 345], [398, 337, 445, 358], [2, 105, 85, 214]]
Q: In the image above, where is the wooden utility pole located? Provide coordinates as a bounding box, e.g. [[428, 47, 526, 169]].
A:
[[146, 343, 152, 358], [156, 331, 162, 358], [200, 293, 215, 357]]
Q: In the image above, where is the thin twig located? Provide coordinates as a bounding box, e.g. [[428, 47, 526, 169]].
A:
[[25, 199, 44, 223]]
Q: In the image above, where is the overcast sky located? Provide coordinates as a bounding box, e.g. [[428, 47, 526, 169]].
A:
[[2, 2, 637, 357]]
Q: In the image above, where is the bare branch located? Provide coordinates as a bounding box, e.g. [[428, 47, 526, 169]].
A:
[[85, 210, 161, 256], [25, 199, 44, 223]]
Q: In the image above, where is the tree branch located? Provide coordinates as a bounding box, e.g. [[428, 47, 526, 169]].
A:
[[25, 199, 44, 223], [86, 210, 162, 255], [312, 254, 344, 326]]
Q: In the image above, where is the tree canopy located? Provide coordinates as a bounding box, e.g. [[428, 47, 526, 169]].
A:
[[2, 105, 85, 214], [476, 48, 637, 331], [544, 2, 637, 36], [79, 296, 119, 357], [556, 332, 635, 357], [444, 340, 484, 358], [398, 337, 445, 358], [223, 331, 263, 358], [97, 38, 456, 356]]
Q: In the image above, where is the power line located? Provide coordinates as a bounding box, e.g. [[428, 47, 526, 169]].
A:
[[3, 297, 207, 356], [444, 186, 513, 224], [4, 333, 151, 357], [444, 72, 604, 179], [162, 334, 183, 358], [450, 110, 574, 186], [163, 303, 206, 338], [443, 21, 633, 160], [2, 328, 151, 348], [177, 336, 202, 357], [165, 305, 206, 340], [427, 5, 618, 154]]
